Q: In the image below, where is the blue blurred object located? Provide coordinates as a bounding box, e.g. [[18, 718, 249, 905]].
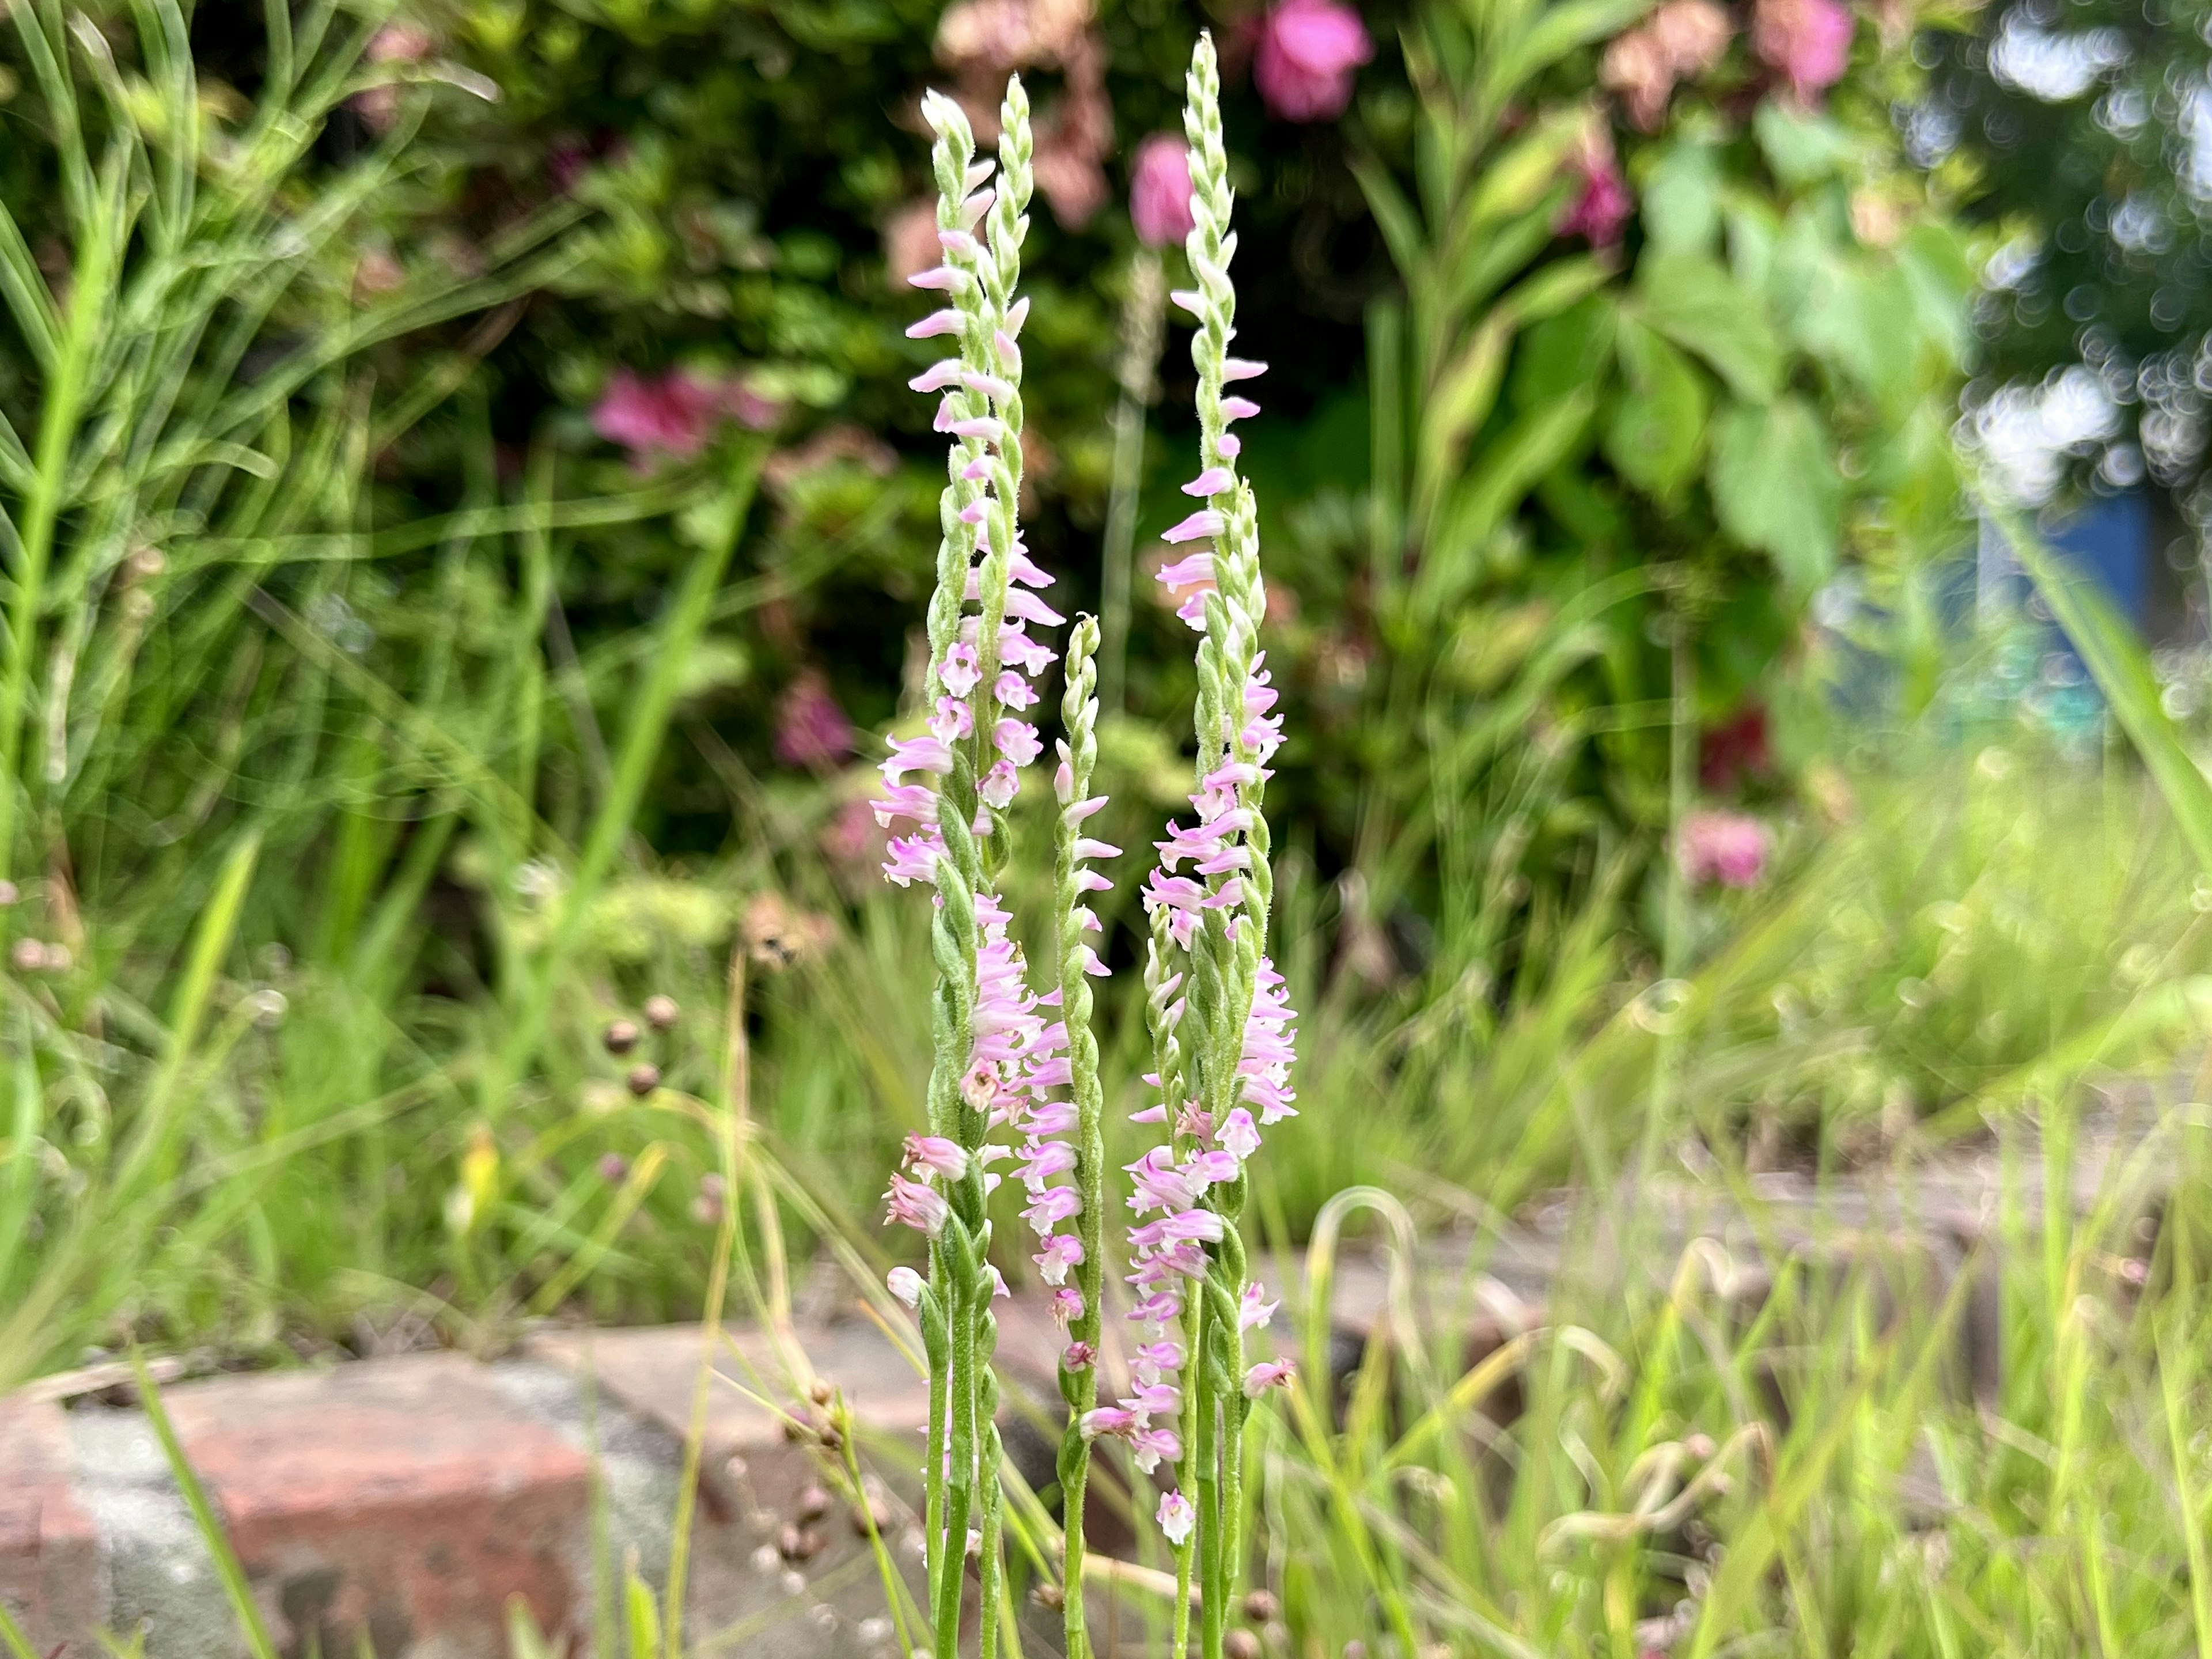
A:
[[1974, 488, 2156, 741], [1978, 488, 2152, 628]]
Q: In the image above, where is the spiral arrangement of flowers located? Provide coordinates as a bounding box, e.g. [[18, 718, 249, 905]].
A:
[[875, 36, 1295, 1659]]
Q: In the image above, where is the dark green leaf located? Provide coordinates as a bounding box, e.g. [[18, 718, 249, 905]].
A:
[[1635, 251, 1781, 403], [1709, 395, 1840, 591], [1512, 293, 1618, 412], [1604, 317, 1707, 501]]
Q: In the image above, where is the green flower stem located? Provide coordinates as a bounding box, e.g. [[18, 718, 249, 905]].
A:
[[1053, 617, 1108, 1658], [1170, 33, 1281, 1646], [914, 78, 1033, 1654]]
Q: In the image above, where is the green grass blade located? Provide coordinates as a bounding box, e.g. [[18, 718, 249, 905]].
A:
[[486, 444, 765, 1117], [130, 1348, 282, 1659], [0, 1596, 39, 1659], [112, 825, 262, 1198]]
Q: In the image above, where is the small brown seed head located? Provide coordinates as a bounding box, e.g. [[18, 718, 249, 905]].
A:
[[604, 1019, 641, 1055], [625, 1062, 660, 1096], [643, 994, 679, 1031]]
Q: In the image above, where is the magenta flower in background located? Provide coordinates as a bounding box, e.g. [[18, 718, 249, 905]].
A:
[[1253, 0, 1374, 122], [1677, 809, 1773, 890], [592, 368, 781, 463], [773, 671, 855, 769], [1753, 0, 1853, 102], [592, 369, 722, 460], [1130, 134, 1196, 247], [1559, 139, 1632, 246]]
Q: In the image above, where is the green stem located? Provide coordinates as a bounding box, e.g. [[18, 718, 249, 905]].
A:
[[936, 1260, 976, 1646]]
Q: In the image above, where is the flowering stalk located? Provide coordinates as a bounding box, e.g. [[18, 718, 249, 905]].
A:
[[876, 77, 1048, 1659], [877, 44, 1293, 1659], [1049, 617, 1114, 1657], [1138, 33, 1297, 1659]]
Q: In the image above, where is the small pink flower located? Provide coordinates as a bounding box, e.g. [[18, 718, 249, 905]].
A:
[[1753, 0, 1853, 103], [774, 672, 854, 769], [1676, 809, 1773, 889], [1560, 134, 1633, 247], [1254, 0, 1375, 123], [1240, 1282, 1279, 1331], [1242, 1360, 1294, 1396], [884, 1172, 950, 1235], [1156, 1488, 1196, 1545], [903, 1134, 969, 1181], [1130, 134, 1196, 247], [1084, 1406, 1138, 1441], [887, 1265, 925, 1307]]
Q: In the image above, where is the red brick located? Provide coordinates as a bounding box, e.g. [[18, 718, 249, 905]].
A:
[[0, 1396, 104, 1653], [162, 1354, 589, 1659]]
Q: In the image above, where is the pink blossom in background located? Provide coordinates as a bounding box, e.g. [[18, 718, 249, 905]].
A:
[[1677, 809, 1773, 890], [352, 22, 434, 131], [1753, 0, 1853, 102], [1254, 0, 1374, 123], [882, 200, 944, 288], [774, 672, 855, 769], [1601, 0, 1733, 127], [820, 794, 887, 876], [549, 141, 593, 195], [591, 368, 781, 463], [1559, 137, 1632, 246], [1130, 134, 1196, 247]]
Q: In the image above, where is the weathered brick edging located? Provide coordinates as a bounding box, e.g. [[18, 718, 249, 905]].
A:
[[0, 1124, 2162, 1657]]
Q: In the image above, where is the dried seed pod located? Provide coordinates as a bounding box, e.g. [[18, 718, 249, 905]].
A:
[[776, 1522, 824, 1562], [796, 1484, 831, 1522], [808, 1377, 834, 1407], [625, 1063, 660, 1096], [643, 994, 679, 1031], [1243, 1590, 1279, 1623], [604, 1019, 641, 1055]]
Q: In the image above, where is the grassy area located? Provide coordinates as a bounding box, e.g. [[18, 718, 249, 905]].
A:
[[7, 1, 2212, 1653]]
